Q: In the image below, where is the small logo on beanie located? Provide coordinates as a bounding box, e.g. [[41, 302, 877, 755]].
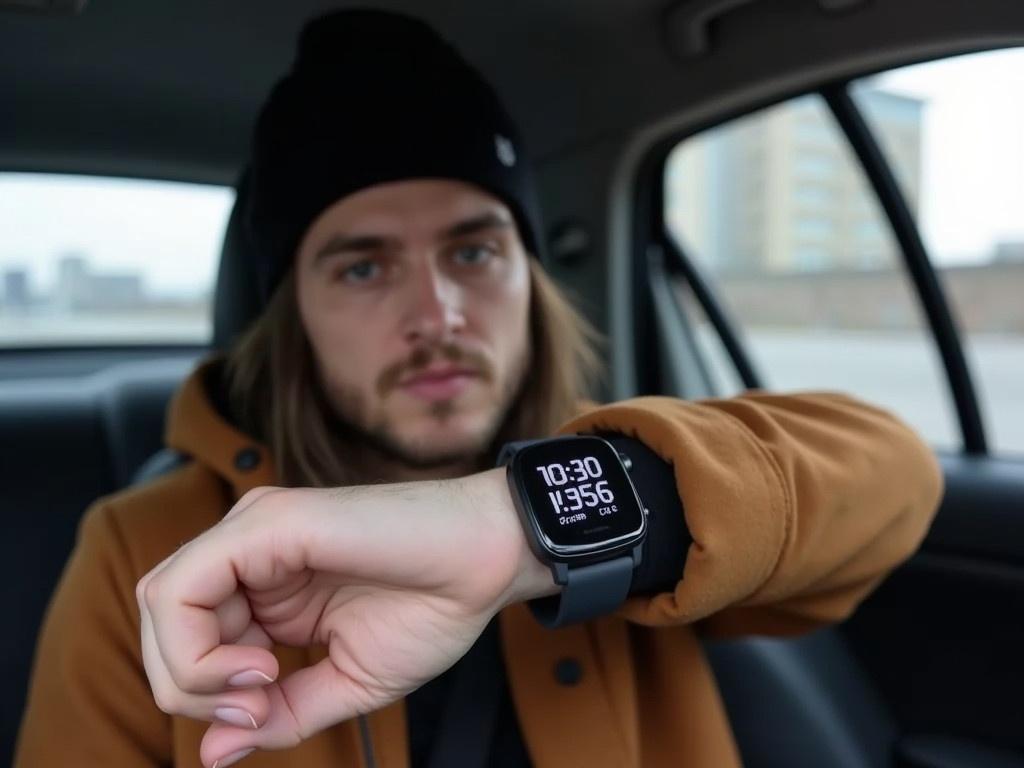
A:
[[495, 135, 517, 168]]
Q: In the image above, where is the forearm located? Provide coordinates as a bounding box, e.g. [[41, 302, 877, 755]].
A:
[[557, 392, 943, 631]]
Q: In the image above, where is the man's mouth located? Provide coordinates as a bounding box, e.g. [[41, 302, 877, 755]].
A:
[[397, 366, 481, 402]]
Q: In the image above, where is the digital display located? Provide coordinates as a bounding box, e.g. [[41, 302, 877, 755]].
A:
[[513, 436, 645, 556]]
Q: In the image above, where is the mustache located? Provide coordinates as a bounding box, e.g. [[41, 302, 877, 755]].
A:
[[376, 343, 495, 397]]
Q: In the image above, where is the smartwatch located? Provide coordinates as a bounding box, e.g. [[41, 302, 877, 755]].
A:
[[498, 435, 648, 628]]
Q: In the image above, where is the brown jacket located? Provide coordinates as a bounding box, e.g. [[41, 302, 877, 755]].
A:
[[16, 362, 943, 768]]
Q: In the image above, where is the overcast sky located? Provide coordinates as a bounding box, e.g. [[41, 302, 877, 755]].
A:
[[872, 47, 1024, 265], [1, 48, 1022, 296], [0, 175, 233, 297]]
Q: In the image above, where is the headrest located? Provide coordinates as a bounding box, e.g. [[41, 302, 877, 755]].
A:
[[211, 169, 262, 351]]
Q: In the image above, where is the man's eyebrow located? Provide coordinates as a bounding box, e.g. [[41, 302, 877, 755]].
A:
[[313, 234, 390, 263], [441, 212, 513, 240], [312, 212, 512, 262]]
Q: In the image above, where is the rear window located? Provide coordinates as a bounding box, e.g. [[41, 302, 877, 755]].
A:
[[0, 173, 234, 347]]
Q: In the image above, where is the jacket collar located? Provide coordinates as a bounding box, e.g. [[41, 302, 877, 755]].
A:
[[164, 358, 278, 500]]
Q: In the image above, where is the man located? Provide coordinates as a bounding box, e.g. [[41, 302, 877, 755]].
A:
[[16, 10, 943, 768]]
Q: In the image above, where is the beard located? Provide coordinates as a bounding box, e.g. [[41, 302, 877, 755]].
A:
[[320, 341, 530, 473]]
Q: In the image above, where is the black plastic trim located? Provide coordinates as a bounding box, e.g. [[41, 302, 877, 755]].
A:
[[629, 143, 669, 395], [646, 244, 718, 397], [822, 84, 987, 455], [0, 343, 207, 356], [660, 234, 762, 390], [634, 131, 763, 394], [921, 454, 1024, 567], [0, 346, 206, 382]]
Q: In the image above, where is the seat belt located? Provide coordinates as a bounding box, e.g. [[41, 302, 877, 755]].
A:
[[426, 620, 504, 768]]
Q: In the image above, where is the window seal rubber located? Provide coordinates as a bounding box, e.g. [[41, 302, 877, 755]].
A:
[[822, 83, 988, 455]]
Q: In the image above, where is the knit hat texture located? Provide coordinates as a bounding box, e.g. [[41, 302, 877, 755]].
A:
[[245, 9, 544, 301]]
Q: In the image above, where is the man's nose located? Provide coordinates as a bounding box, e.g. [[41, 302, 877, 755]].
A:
[[401, 262, 466, 345]]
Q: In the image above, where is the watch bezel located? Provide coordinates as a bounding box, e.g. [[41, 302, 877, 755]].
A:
[[505, 435, 648, 564]]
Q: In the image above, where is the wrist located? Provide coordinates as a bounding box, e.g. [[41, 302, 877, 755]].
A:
[[467, 467, 559, 608]]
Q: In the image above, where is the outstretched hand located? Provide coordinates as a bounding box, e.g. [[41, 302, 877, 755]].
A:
[[136, 468, 555, 768]]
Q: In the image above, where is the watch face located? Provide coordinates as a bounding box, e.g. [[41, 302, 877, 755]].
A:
[[512, 436, 646, 557]]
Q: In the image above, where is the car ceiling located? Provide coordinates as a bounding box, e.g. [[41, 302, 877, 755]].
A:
[[1, 0, 1023, 186]]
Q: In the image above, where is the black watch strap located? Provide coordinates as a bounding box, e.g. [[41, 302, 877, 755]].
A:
[[528, 555, 635, 627], [498, 439, 642, 628]]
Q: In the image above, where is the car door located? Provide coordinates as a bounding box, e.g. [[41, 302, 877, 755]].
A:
[[629, 47, 1024, 765]]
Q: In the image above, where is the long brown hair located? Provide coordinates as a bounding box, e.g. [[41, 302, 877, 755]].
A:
[[225, 260, 602, 487]]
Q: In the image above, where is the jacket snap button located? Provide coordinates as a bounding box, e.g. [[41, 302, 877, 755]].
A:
[[234, 448, 261, 472], [554, 658, 583, 686]]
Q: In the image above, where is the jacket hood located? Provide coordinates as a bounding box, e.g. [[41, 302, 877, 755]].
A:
[[164, 358, 278, 499]]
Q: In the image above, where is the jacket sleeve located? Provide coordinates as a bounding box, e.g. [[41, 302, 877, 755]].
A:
[[15, 502, 171, 767], [558, 391, 944, 636]]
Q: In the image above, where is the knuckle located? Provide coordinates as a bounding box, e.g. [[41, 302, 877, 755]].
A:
[[167, 659, 204, 693], [141, 574, 162, 607], [134, 574, 150, 607], [225, 486, 288, 526], [236, 487, 267, 509], [235, 485, 284, 514], [151, 685, 182, 715]]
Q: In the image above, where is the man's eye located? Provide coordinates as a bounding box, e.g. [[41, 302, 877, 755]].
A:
[[339, 259, 380, 283], [452, 244, 496, 266]]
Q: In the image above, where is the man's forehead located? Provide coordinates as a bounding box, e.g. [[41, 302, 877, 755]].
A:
[[315, 179, 514, 237]]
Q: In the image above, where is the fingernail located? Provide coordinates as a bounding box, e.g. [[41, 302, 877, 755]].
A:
[[213, 748, 254, 768], [228, 669, 275, 687], [214, 707, 258, 730]]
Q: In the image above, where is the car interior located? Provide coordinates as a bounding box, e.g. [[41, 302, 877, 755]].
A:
[[2, 1, 1023, 766]]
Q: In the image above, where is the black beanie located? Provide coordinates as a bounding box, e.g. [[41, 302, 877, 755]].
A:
[[245, 9, 545, 303]]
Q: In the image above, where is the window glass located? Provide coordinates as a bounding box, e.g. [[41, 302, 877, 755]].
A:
[[670, 280, 746, 396], [854, 48, 1024, 454], [664, 94, 959, 449], [0, 173, 234, 347]]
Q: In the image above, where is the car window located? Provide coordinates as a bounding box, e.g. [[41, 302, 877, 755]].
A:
[[852, 48, 1024, 455], [663, 93, 959, 450], [0, 173, 234, 348]]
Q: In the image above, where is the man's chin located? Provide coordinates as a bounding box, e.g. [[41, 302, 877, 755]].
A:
[[390, 427, 492, 466], [381, 411, 499, 468]]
